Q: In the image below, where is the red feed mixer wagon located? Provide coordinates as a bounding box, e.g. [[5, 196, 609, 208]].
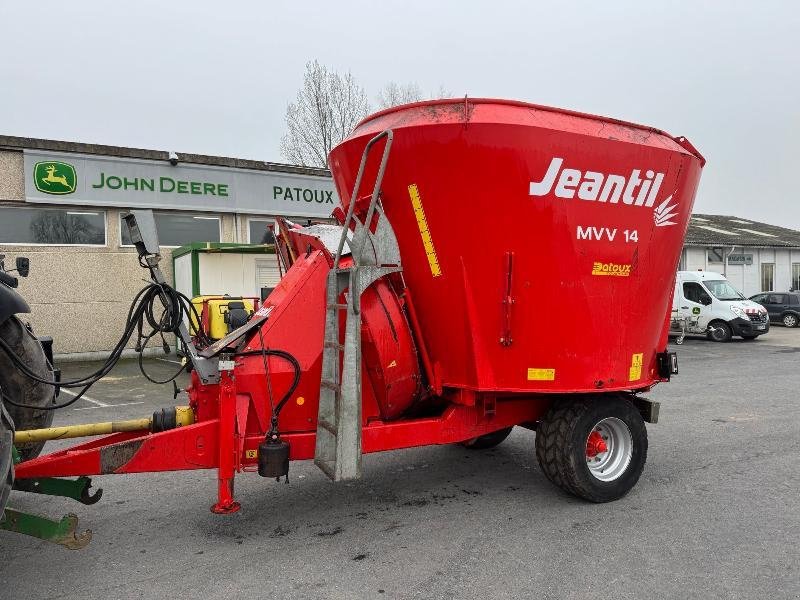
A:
[[5, 99, 704, 545]]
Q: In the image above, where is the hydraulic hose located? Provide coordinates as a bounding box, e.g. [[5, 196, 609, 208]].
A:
[[0, 281, 208, 410], [233, 349, 301, 418], [1, 278, 300, 419]]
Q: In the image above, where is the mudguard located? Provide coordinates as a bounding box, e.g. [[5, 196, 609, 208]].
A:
[[0, 284, 30, 326]]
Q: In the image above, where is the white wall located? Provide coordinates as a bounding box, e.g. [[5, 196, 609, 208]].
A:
[[684, 247, 707, 271], [198, 253, 279, 297], [724, 262, 745, 292], [174, 253, 192, 299], [684, 245, 799, 296]]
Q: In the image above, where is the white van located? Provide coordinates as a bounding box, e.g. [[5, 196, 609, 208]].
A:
[[671, 271, 769, 342]]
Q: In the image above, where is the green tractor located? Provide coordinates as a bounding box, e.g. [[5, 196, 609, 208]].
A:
[[0, 256, 56, 460], [0, 254, 90, 547], [0, 254, 46, 519]]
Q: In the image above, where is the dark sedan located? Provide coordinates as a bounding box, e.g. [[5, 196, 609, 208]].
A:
[[749, 292, 800, 327]]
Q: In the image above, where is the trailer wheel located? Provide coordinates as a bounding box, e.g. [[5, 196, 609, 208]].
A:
[[0, 401, 13, 520], [535, 396, 647, 503], [0, 316, 54, 460], [460, 427, 513, 450], [706, 321, 732, 342]]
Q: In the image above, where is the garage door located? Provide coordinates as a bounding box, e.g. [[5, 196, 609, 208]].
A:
[[255, 257, 281, 290]]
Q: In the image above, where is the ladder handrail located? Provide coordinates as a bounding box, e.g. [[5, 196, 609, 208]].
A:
[[333, 129, 394, 270], [316, 128, 400, 482]]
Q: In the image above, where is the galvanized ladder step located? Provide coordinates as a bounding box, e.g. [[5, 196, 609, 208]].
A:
[[313, 130, 398, 482]]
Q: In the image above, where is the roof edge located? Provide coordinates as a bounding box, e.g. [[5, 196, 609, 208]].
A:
[[685, 242, 800, 249], [0, 135, 331, 178]]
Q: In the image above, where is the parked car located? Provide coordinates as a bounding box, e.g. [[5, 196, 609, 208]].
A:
[[748, 292, 800, 327]]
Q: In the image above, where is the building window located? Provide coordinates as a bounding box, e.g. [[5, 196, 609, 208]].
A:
[[707, 248, 753, 265], [707, 248, 724, 263], [761, 263, 774, 292], [792, 263, 800, 291], [248, 218, 275, 244], [0, 206, 106, 246], [120, 213, 221, 247]]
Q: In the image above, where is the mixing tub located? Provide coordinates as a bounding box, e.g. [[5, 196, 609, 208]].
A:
[[328, 99, 704, 394]]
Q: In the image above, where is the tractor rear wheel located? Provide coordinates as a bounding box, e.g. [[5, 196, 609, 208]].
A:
[[535, 396, 647, 503], [0, 316, 54, 460], [460, 427, 513, 450], [0, 401, 13, 520]]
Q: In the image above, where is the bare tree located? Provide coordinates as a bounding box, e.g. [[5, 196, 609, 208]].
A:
[[376, 82, 423, 109], [30, 211, 103, 244], [430, 85, 453, 100], [280, 60, 370, 168], [376, 82, 457, 109]]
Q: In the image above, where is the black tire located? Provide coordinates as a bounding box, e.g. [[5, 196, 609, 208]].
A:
[[0, 401, 13, 520], [460, 427, 513, 450], [0, 316, 54, 460], [706, 320, 733, 342], [781, 313, 799, 328], [535, 396, 647, 503]]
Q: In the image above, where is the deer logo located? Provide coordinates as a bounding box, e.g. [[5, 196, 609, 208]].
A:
[[33, 161, 77, 195]]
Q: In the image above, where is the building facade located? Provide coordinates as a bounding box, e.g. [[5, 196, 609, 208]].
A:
[[3, 135, 799, 357], [0, 136, 335, 356], [680, 214, 800, 296]]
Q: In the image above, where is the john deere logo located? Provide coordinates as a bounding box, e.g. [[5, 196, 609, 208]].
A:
[[34, 161, 76, 195]]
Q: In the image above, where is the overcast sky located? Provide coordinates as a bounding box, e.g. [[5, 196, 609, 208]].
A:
[[1, 2, 798, 228]]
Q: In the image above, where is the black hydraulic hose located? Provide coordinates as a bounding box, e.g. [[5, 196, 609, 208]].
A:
[[1, 382, 93, 412], [0, 284, 150, 388], [233, 349, 301, 417], [0, 281, 209, 410], [257, 328, 277, 433]]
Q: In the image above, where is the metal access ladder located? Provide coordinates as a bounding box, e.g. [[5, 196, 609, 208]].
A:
[[314, 130, 403, 481]]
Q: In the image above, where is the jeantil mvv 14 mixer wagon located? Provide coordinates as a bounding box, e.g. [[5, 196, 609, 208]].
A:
[[0, 99, 704, 548]]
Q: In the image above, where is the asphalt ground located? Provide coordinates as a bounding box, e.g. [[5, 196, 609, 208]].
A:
[[1, 327, 799, 599]]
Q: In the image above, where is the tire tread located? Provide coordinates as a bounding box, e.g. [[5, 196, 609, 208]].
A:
[[0, 316, 54, 460], [535, 395, 647, 503], [536, 398, 589, 498], [0, 401, 14, 520]]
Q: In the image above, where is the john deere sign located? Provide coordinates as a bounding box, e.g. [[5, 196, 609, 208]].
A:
[[24, 150, 336, 218], [33, 161, 77, 195], [91, 172, 230, 197]]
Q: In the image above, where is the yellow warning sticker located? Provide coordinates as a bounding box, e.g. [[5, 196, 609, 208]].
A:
[[527, 368, 556, 381], [245, 449, 258, 459], [629, 353, 643, 381], [408, 184, 442, 278]]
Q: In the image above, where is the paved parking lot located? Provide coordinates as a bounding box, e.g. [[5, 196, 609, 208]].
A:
[[2, 328, 799, 599]]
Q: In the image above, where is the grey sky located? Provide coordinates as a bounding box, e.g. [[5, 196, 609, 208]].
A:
[[1, 2, 798, 227]]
